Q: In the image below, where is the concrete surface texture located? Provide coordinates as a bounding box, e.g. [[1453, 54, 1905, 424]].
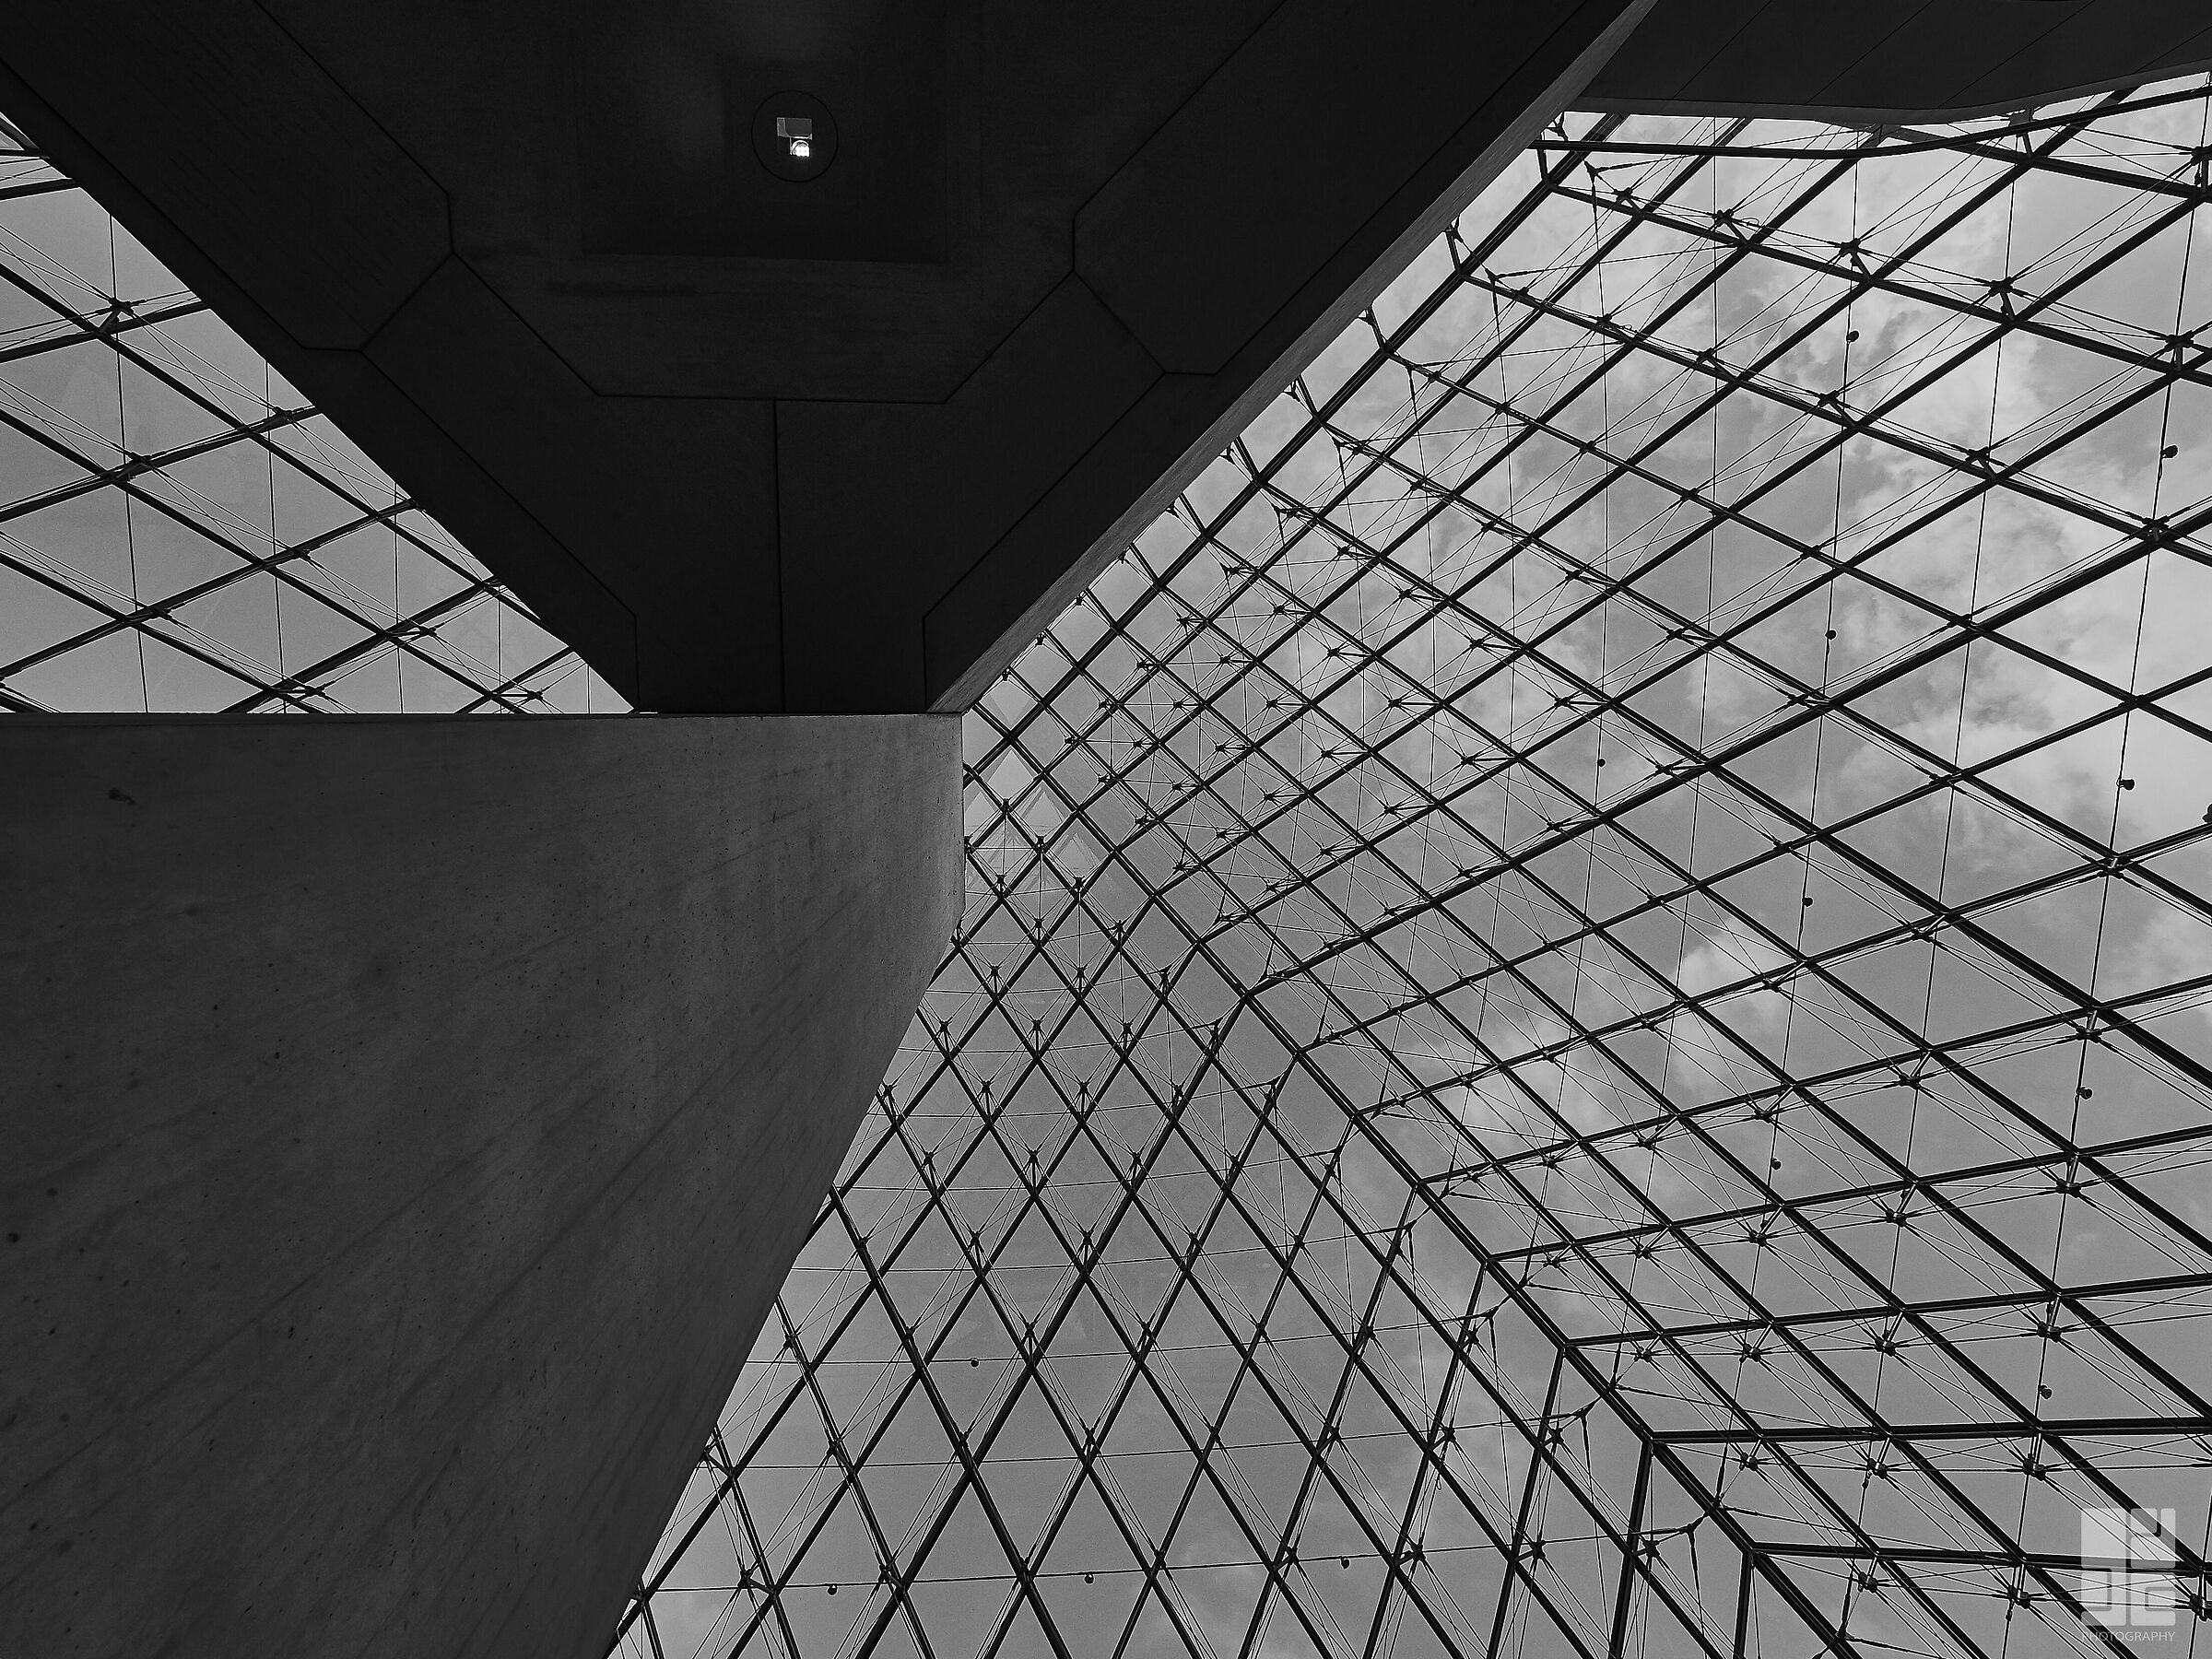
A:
[[0, 712, 963, 1659]]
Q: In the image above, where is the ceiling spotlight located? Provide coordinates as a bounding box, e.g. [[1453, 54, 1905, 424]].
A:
[[754, 95, 835, 181]]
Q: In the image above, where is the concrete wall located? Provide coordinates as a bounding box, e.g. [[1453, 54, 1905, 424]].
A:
[[0, 713, 962, 1658]]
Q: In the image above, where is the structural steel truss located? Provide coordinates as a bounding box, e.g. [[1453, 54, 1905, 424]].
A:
[[620, 82, 2212, 1659], [0, 119, 618, 714]]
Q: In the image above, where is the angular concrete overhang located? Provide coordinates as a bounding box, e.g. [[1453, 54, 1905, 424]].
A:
[[3, 1, 2206, 714], [1587, 0, 2212, 123]]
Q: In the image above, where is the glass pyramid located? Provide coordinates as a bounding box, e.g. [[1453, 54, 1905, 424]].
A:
[[7, 70, 2212, 1659], [618, 80, 2212, 1659]]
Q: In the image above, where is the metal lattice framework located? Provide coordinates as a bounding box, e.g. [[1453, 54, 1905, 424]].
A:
[[8, 73, 2212, 1659], [620, 82, 2212, 1659], [0, 120, 619, 714]]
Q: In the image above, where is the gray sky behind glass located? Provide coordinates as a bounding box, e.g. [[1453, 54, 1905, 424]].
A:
[[0, 135, 620, 715]]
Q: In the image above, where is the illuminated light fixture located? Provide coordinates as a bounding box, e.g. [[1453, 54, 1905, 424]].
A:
[[753, 95, 833, 180]]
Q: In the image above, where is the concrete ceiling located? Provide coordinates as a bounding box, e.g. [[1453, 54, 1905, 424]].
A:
[[1588, 0, 2212, 121], [4, 1, 2206, 712]]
